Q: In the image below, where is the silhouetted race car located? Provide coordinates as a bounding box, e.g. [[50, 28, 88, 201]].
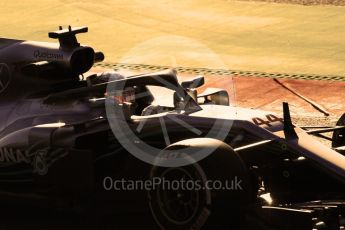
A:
[[0, 26, 344, 230]]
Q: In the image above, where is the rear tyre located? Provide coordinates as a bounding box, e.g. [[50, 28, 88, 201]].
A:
[[148, 138, 254, 230]]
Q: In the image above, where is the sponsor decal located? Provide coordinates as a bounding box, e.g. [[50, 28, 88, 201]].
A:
[[33, 50, 63, 60], [33, 150, 48, 175], [0, 63, 11, 94], [0, 148, 30, 163], [0, 148, 48, 175]]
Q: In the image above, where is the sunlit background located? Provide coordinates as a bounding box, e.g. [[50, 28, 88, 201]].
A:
[[1, 0, 344, 76]]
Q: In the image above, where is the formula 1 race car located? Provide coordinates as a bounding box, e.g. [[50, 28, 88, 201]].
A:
[[0, 26, 345, 230]]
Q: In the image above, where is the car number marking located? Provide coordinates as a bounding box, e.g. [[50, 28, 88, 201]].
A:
[[252, 114, 283, 127]]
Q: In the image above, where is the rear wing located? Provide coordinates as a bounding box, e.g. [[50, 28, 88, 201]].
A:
[[48, 26, 88, 48]]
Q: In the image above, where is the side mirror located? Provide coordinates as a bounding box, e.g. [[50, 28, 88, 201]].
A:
[[181, 75, 205, 89], [198, 88, 229, 106]]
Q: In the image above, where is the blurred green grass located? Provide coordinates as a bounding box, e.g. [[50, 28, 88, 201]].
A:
[[0, 0, 344, 75]]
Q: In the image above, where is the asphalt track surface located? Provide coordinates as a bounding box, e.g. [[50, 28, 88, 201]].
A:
[[95, 63, 345, 82], [95, 62, 345, 118]]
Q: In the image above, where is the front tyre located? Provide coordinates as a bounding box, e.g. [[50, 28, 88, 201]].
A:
[[332, 113, 345, 151], [148, 138, 254, 230]]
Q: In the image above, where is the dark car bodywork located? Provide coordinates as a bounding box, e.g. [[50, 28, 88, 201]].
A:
[[0, 27, 345, 229]]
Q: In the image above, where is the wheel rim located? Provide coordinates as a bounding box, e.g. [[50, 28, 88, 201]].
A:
[[157, 167, 200, 225]]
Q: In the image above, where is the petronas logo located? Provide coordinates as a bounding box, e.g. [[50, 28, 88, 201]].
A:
[[0, 63, 10, 94]]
